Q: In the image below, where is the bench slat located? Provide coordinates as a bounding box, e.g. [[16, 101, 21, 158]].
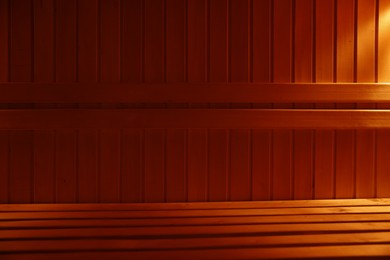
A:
[[1, 222, 390, 240], [0, 213, 389, 229], [2, 109, 390, 129], [1, 206, 390, 220], [1, 232, 390, 252], [1, 244, 390, 259], [2, 199, 390, 211], [1, 200, 389, 258]]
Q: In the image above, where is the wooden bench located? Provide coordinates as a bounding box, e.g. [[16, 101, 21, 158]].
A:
[[1, 199, 390, 259]]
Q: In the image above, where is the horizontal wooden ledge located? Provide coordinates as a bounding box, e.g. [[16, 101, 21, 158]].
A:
[[1, 214, 389, 228], [1, 222, 390, 239], [1, 206, 390, 220], [2, 232, 390, 253], [1, 109, 390, 129], [2, 245, 390, 260], [1, 83, 390, 103], [2, 199, 389, 211]]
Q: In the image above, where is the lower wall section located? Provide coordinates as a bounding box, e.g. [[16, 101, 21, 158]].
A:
[[0, 128, 388, 203]]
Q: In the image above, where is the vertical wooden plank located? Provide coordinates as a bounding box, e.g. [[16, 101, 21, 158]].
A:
[[229, 0, 251, 201], [55, 0, 77, 203], [252, 0, 272, 201], [9, 132, 33, 203], [78, 0, 98, 203], [293, 0, 314, 200], [0, 132, 9, 203], [143, 0, 166, 202], [187, 0, 208, 201], [165, 0, 186, 202], [0, 0, 9, 203], [78, 130, 98, 203], [315, 0, 335, 83], [120, 0, 143, 202], [144, 129, 165, 202], [356, 0, 376, 198], [55, 0, 76, 83], [34, 0, 54, 82], [33, 0, 55, 203], [273, 0, 292, 83], [100, 0, 120, 83], [121, 130, 143, 202], [166, 129, 186, 202], [314, 0, 335, 199], [99, 129, 120, 202], [230, 130, 251, 201], [9, 0, 33, 203], [33, 131, 55, 203], [99, 0, 121, 203], [294, 0, 313, 82], [272, 0, 293, 200], [208, 0, 229, 201], [335, 0, 355, 199], [121, 0, 142, 83], [357, 0, 376, 83], [144, 0, 164, 83], [252, 130, 271, 200], [336, 0, 355, 83], [209, 0, 228, 83], [10, 0, 32, 83], [188, 129, 208, 201], [166, 0, 185, 83], [121, 0, 143, 202], [55, 130, 76, 202], [230, 0, 249, 82], [0, 0, 8, 82], [377, 0, 390, 198], [208, 129, 228, 201], [188, 0, 207, 83], [252, 0, 271, 82], [78, 0, 97, 83]]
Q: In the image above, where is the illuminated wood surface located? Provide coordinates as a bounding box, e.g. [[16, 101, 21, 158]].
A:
[[1, 199, 390, 259], [2, 83, 390, 103], [0, 109, 389, 129]]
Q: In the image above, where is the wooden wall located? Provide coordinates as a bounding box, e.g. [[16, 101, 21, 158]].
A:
[[0, 0, 390, 203]]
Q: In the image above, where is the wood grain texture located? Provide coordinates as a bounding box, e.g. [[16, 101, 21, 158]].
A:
[[3, 83, 390, 103], [0, 131, 9, 203], [1, 200, 390, 259], [356, 0, 376, 198], [144, 129, 165, 202], [120, 0, 143, 203], [55, 0, 77, 203], [377, 0, 390, 198], [293, 0, 314, 199], [165, 0, 187, 202], [314, 0, 335, 199], [187, 0, 208, 201], [99, 0, 121, 203], [33, 0, 55, 203], [0, 0, 8, 83], [0, 0, 9, 203], [1, 109, 390, 129], [187, 129, 208, 202], [77, 0, 98, 203], [121, 130, 143, 202], [335, 0, 355, 199], [272, 0, 293, 200], [9, 0, 33, 204]]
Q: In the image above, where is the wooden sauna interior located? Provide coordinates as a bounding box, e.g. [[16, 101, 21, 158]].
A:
[[2, 0, 390, 204], [1, 0, 390, 259]]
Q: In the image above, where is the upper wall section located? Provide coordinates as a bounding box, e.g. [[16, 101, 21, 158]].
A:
[[1, 0, 390, 85]]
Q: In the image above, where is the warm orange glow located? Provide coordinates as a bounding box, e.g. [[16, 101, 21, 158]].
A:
[[379, 1, 390, 82]]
